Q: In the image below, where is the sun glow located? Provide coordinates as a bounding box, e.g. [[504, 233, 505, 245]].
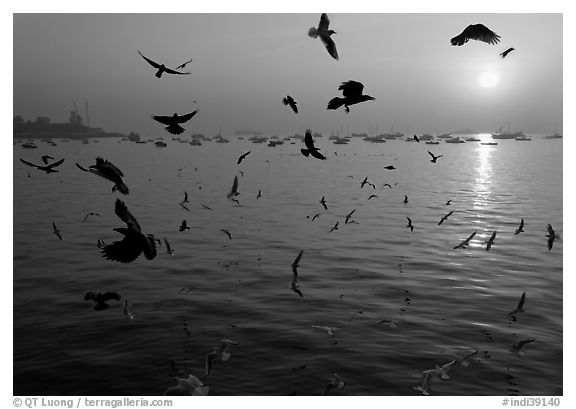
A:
[[478, 71, 500, 88]]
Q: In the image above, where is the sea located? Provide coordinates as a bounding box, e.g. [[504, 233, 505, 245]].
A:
[[13, 133, 562, 396]]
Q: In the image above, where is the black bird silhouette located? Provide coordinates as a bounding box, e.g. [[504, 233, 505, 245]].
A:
[[512, 339, 535, 355], [327, 81, 375, 113], [546, 224, 559, 251], [450, 24, 501, 46], [311, 213, 321, 221], [237, 151, 251, 165], [201, 204, 213, 211], [308, 13, 338, 60], [20, 157, 64, 173], [320, 196, 328, 210], [500, 47, 515, 58], [291, 250, 304, 297], [179, 220, 190, 232], [438, 211, 454, 225], [282, 96, 298, 113], [485, 230, 497, 251], [384, 165, 396, 170], [329, 221, 339, 233], [514, 219, 524, 235], [345, 209, 356, 224], [361, 177, 369, 188], [368, 194, 378, 200], [406, 217, 414, 231], [152, 111, 199, 136], [180, 203, 190, 212], [180, 192, 189, 205], [52, 221, 63, 240], [428, 151, 443, 163], [76, 157, 129, 194], [403, 195, 408, 206], [227, 176, 239, 199], [508, 291, 526, 316], [41, 155, 54, 164], [164, 237, 174, 255], [84, 291, 121, 310], [446, 200, 452, 206], [413, 134, 420, 143], [301, 129, 326, 160], [101, 199, 157, 263], [453, 231, 476, 249], [82, 212, 101, 222], [382, 183, 392, 189], [221, 229, 232, 240], [175, 58, 193, 70], [138, 50, 191, 78]]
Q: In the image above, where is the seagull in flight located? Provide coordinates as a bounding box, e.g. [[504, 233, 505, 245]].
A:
[[403, 195, 408, 206], [282, 95, 298, 113], [322, 373, 345, 396], [227, 175, 239, 199], [320, 196, 328, 210], [179, 220, 190, 232], [84, 291, 121, 310], [384, 165, 396, 170], [438, 211, 454, 225], [485, 230, 497, 251], [291, 250, 304, 297], [301, 129, 326, 160], [101, 199, 157, 263], [514, 219, 524, 235], [311, 213, 321, 221], [308, 13, 339, 60], [220, 229, 232, 240], [152, 111, 199, 136], [446, 200, 452, 206], [52, 221, 63, 240], [82, 212, 101, 222], [508, 291, 526, 317], [500, 47, 515, 58], [453, 231, 476, 249], [344, 209, 356, 224], [164, 237, 174, 255], [368, 194, 378, 200], [413, 372, 431, 396], [382, 183, 392, 189], [179, 203, 190, 212], [546, 224, 559, 251], [76, 157, 129, 194], [237, 151, 251, 165], [361, 177, 375, 189], [428, 151, 443, 163], [20, 157, 64, 173], [450, 24, 501, 46], [329, 221, 339, 233], [327, 80, 375, 113], [205, 340, 238, 376], [423, 360, 457, 380], [512, 339, 535, 356], [138, 50, 191, 78], [406, 217, 414, 232], [257, 190, 262, 199], [175, 57, 193, 70]]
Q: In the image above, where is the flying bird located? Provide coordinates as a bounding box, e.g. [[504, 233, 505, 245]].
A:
[[413, 372, 431, 396], [237, 151, 251, 165], [428, 151, 443, 163], [308, 13, 339, 60], [221, 229, 232, 240], [382, 183, 392, 189], [450, 24, 501, 46], [76, 157, 129, 194], [500, 47, 515, 58], [205, 340, 238, 376], [227, 175, 239, 199], [413, 135, 420, 143], [438, 211, 454, 225], [508, 291, 526, 317], [20, 157, 64, 173], [179, 220, 190, 232], [454, 349, 478, 367], [329, 221, 339, 233], [41, 155, 54, 164], [175, 57, 193, 70], [327, 80, 375, 113], [101, 199, 157, 263], [403, 195, 408, 206], [384, 165, 396, 170], [291, 250, 304, 297], [180, 192, 189, 205], [320, 196, 328, 210], [423, 360, 457, 380], [406, 217, 414, 232], [368, 194, 378, 200], [301, 129, 326, 160], [137, 50, 191, 78], [152, 111, 199, 136], [344, 209, 356, 224], [84, 291, 121, 310], [446, 200, 452, 206], [512, 339, 535, 356], [546, 224, 559, 251], [82, 212, 101, 222], [322, 373, 345, 396], [257, 189, 262, 199], [514, 219, 524, 235], [52, 221, 63, 240], [164, 237, 174, 255], [453, 231, 477, 249], [485, 230, 497, 251], [311, 213, 321, 221], [282, 95, 298, 113]]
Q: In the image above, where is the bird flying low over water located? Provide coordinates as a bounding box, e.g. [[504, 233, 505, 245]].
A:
[[403, 195, 408, 206], [546, 224, 559, 251], [384, 165, 396, 170], [52, 221, 63, 240], [179, 220, 190, 232], [282, 95, 298, 113], [446, 200, 452, 206], [138, 50, 191, 78], [512, 339, 535, 356], [485, 230, 497, 251], [84, 291, 121, 310], [368, 194, 378, 200], [76, 157, 129, 194], [413, 372, 431, 396], [152, 111, 199, 136], [311, 213, 321, 221], [423, 360, 456, 380], [175, 57, 193, 70], [237, 151, 251, 165], [164, 237, 174, 255], [291, 250, 304, 297], [101, 199, 157, 263], [301, 129, 326, 160], [428, 151, 443, 163], [322, 373, 345, 396], [20, 157, 65, 173], [508, 291, 526, 317], [454, 349, 478, 367], [453, 231, 476, 249], [329, 221, 339, 233], [82, 212, 101, 222], [345, 209, 356, 224], [221, 229, 232, 240], [500, 47, 515, 58], [308, 13, 339, 60], [450, 24, 501, 46], [438, 211, 454, 225], [327, 80, 375, 113], [227, 175, 239, 199], [406, 217, 414, 232], [514, 219, 524, 235], [205, 340, 238, 376], [320, 196, 328, 210]]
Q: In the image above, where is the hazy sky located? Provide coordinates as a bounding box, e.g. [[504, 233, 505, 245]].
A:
[[13, 13, 562, 136]]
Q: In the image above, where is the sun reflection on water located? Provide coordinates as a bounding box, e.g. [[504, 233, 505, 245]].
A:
[[473, 134, 494, 209]]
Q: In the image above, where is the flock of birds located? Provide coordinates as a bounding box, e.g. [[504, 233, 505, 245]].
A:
[[16, 14, 560, 396]]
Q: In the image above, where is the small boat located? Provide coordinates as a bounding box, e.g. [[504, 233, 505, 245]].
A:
[[21, 142, 38, 149], [155, 141, 167, 147], [465, 137, 481, 142], [515, 136, 531, 141], [481, 142, 498, 146], [544, 132, 562, 139], [446, 137, 465, 144], [425, 141, 440, 145], [190, 140, 202, 146]]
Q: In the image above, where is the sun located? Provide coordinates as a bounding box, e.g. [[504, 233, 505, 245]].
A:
[[478, 71, 500, 88]]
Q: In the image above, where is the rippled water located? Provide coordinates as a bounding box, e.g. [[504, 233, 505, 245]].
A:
[[13, 135, 562, 396]]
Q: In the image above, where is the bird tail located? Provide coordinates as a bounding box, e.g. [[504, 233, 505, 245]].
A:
[[450, 34, 467, 46], [308, 27, 319, 38], [301, 149, 310, 157], [327, 97, 345, 110], [166, 124, 185, 135], [113, 183, 130, 195], [155, 69, 163, 78]]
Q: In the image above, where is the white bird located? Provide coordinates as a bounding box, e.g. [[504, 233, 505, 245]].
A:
[[205, 340, 238, 376], [485, 230, 497, 251], [454, 349, 478, 367], [508, 291, 526, 317], [163, 374, 209, 396], [453, 231, 476, 249], [423, 360, 456, 380]]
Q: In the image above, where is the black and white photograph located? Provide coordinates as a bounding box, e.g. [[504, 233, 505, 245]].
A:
[[10, 3, 568, 401]]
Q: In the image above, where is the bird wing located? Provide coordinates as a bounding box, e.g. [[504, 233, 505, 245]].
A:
[[339, 81, 364, 98], [318, 13, 330, 31], [138, 50, 162, 69], [176, 110, 199, 124], [176, 58, 193, 69], [407, 217, 412, 224], [320, 35, 339, 60], [19, 158, 40, 169], [516, 291, 526, 310], [162, 66, 191, 75], [428, 151, 435, 159], [152, 115, 176, 126], [310, 150, 327, 160], [101, 235, 144, 263], [292, 250, 303, 270], [96, 157, 124, 177], [304, 129, 316, 150], [142, 235, 157, 260], [465, 231, 477, 243], [101, 292, 122, 302], [227, 176, 239, 199], [114, 199, 142, 232], [164, 238, 172, 252], [464, 24, 500, 45]]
